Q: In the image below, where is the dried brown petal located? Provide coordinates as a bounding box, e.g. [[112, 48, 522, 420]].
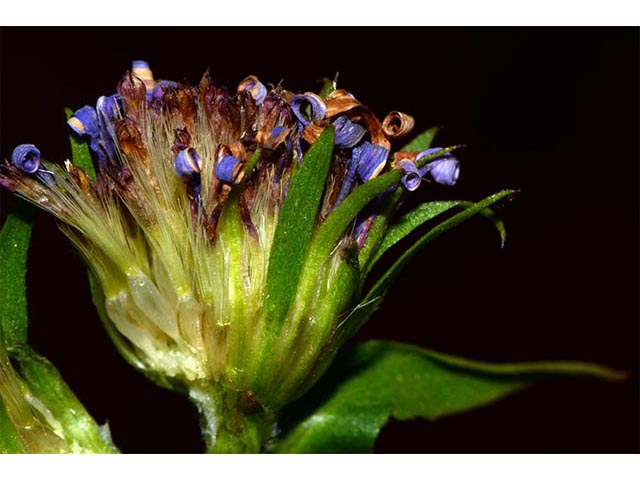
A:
[[301, 119, 330, 144], [164, 84, 197, 130], [324, 89, 390, 149], [118, 71, 147, 117], [115, 119, 148, 165]]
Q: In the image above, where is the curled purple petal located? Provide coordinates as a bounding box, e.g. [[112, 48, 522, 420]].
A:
[[291, 93, 326, 126], [238, 76, 267, 105], [67, 106, 99, 137], [131, 60, 155, 91], [11, 144, 41, 174], [173, 148, 202, 177], [417, 148, 460, 186], [215, 155, 243, 184], [396, 158, 422, 191], [354, 142, 389, 181], [333, 116, 366, 148]]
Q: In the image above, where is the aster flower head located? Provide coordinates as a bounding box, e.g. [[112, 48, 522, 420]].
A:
[[1, 61, 477, 451]]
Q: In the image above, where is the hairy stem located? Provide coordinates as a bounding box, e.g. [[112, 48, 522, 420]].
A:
[[189, 382, 275, 453]]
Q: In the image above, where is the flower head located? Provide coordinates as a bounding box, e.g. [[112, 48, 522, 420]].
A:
[[0, 62, 460, 414]]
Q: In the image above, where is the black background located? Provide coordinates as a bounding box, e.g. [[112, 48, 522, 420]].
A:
[[1, 28, 638, 453]]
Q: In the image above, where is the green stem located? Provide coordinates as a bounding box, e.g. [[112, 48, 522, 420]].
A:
[[189, 383, 275, 453]]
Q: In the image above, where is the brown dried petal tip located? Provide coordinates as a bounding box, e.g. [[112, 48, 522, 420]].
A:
[[382, 111, 415, 139]]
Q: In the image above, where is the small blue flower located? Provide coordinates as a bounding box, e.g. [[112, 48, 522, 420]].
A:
[[216, 154, 243, 184], [11, 144, 41, 174], [333, 116, 366, 148], [418, 148, 460, 186], [334, 141, 389, 208], [173, 148, 202, 177], [354, 142, 389, 182]]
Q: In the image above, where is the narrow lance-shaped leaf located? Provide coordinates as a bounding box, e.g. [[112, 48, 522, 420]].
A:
[[366, 190, 515, 302], [0, 324, 24, 453], [366, 200, 461, 274], [345, 190, 515, 339], [364, 200, 507, 276], [264, 127, 335, 324], [272, 340, 624, 453], [0, 201, 33, 348]]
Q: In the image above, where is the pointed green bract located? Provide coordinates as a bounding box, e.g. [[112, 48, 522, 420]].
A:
[[366, 190, 514, 304], [0, 396, 24, 453], [0, 201, 33, 348], [365, 200, 507, 275], [12, 347, 118, 453], [366, 200, 461, 273], [459, 200, 507, 247], [272, 340, 624, 453], [343, 190, 515, 338], [264, 127, 335, 324], [65, 108, 96, 182], [0, 201, 117, 453]]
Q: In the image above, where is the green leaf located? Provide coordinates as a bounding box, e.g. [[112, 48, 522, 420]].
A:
[[365, 200, 507, 275], [272, 340, 624, 453], [12, 346, 118, 453], [264, 127, 335, 323], [366, 200, 461, 272], [0, 201, 33, 348], [401, 126, 439, 152], [65, 108, 96, 181], [357, 190, 514, 328]]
